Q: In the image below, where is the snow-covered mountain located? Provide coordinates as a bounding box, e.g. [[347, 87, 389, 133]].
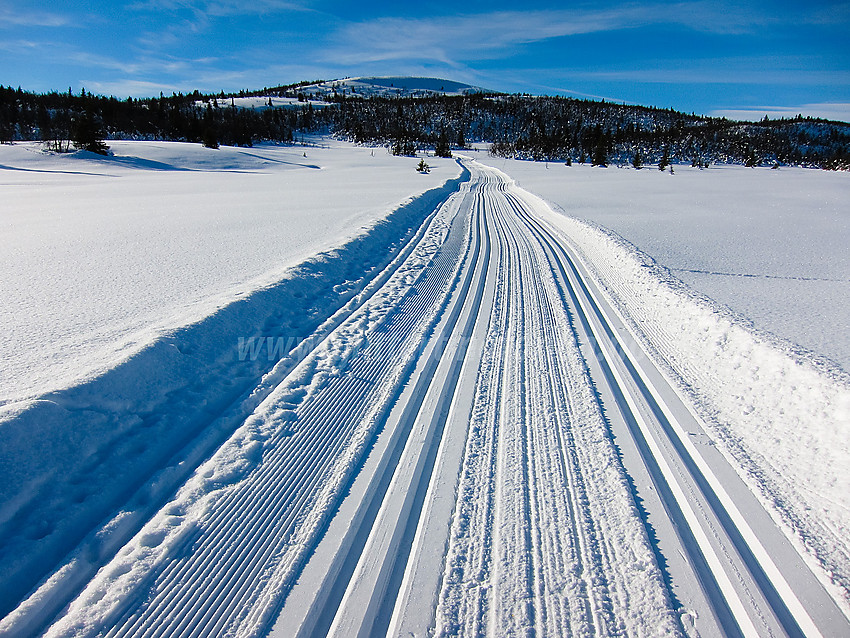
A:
[[292, 76, 493, 98], [211, 76, 494, 111]]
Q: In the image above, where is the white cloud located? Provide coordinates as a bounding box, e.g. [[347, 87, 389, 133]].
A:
[[63, 49, 226, 86], [82, 79, 186, 97], [564, 66, 850, 86], [327, 10, 633, 64], [0, 6, 70, 28], [322, 2, 779, 66], [130, 0, 315, 18], [0, 38, 43, 52]]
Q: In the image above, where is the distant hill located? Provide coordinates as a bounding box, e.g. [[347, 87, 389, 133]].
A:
[[262, 77, 493, 99], [320, 77, 492, 97], [222, 77, 494, 111], [236, 77, 494, 103]]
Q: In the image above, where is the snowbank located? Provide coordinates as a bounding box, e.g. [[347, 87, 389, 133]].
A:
[[0, 139, 461, 406], [0, 141, 467, 619]]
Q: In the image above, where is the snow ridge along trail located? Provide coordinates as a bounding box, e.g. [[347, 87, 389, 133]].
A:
[[8, 160, 848, 637], [0, 165, 470, 635]]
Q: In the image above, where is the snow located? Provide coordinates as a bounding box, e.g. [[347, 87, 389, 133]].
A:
[[197, 96, 331, 109], [213, 77, 491, 111], [491, 159, 850, 371], [490, 161, 850, 613], [1, 139, 848, 636], [0, 139, 460, 407], [0, 139, 467, 630], [287, 76, 490, 99]]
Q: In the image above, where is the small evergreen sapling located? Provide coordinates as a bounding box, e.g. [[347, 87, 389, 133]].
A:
[[632, 150, 643, 169], [658, 147, 670, 171]]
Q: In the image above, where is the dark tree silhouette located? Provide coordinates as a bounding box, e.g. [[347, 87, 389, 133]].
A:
[[72, 111, 109, 155]]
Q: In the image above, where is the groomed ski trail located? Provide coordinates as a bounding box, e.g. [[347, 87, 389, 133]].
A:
[[13, 160, 850, 638]]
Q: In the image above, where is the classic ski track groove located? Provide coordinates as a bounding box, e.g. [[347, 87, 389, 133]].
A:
[[34, 161, 850, 638], [3, 168, 463, 638], [503, 181, 848, 637], [91, 187, 479, 638]]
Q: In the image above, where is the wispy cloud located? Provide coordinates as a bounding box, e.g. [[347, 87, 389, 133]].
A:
[[566, 66, 850, 87], [126, 0, 322, 50], [130, 0, 315, 18], [0, 38, 44, 52], [0, 6, 71, 28], [82, 78, 186, 97], [69, 50, 224, 78], [323, 2, 780, 66], [327, 10, 634, 65]]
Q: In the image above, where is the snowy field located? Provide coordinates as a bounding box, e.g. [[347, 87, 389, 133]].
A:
[[0, 140, 460, 407], [1, 140, 848, 637], [486, 157, 850, 616], [491, 158, 850, 371]]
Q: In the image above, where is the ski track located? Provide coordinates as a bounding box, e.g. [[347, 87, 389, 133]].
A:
[[7, 160, 850, 638], [433, 177, 675, 638]]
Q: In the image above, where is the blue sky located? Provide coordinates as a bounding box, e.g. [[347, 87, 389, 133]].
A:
[[1, 0, 848, 121]]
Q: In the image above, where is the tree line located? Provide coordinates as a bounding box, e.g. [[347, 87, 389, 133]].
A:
[[1, 85, 848, 169], [0, 86, 300, 152]]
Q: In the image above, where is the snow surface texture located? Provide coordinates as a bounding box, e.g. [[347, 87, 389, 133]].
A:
[[17, 166, 470, 638], [18, 160, 684, 638], [0, 140, 460, 406], [1, 142, 846, 636], [0, 140, 464, 623], [497, 167, 850, 612], [432, 170, 679, 637], [492, 159, 850, 372]]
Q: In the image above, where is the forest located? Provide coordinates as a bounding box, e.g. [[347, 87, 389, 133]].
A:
[[1, 83, 848, 169]]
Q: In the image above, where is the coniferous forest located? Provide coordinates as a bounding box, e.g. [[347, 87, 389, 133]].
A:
[[1, 83, 848, 169]]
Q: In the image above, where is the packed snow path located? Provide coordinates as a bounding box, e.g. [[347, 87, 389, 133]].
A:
[[6, 161, 848, 637]]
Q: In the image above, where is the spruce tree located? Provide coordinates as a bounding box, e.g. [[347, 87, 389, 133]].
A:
[[435, 130, 452, 158], [591, 140, 608, 167], [72, 111, 109, 155], [203, 126, 219, 149], [658, 146, 670, 171], [456, 129, 466, 149], [632, 149, 643, 169]]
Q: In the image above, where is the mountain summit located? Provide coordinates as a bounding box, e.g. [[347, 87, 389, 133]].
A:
[[294, 76, 493, 98]]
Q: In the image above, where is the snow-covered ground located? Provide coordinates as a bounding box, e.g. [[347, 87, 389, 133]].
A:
[[488, 158, 850, 615], [491, 158, 850, 371], [196, 96, 332, 109], [0, 139, 467, 630], [0, 139, 460, 407], [1, 140, 848, 637]]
